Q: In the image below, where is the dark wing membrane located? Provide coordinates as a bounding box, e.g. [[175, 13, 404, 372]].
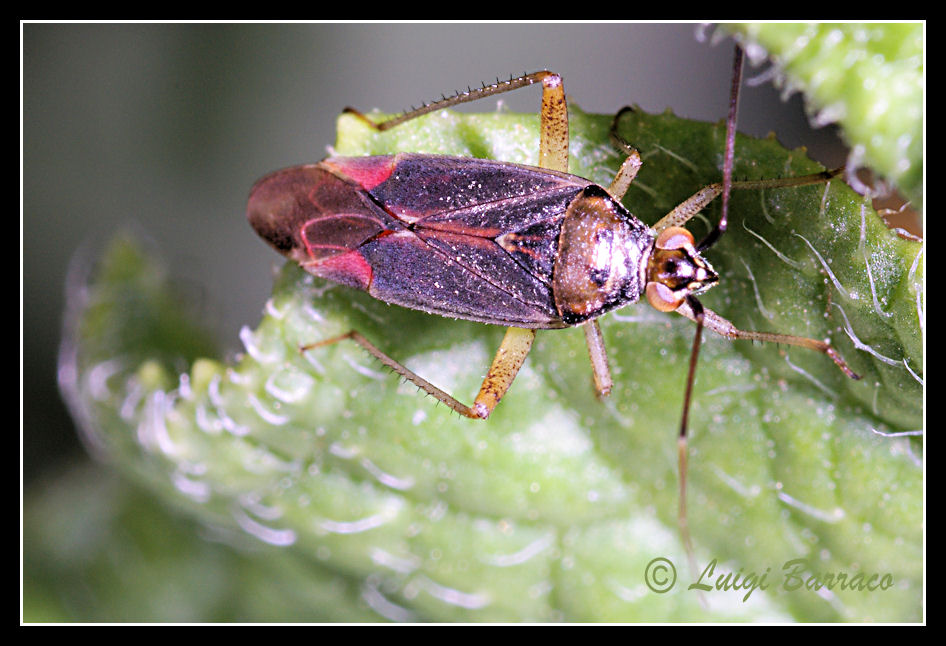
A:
[[362, 154, 590, 324], [360, 230, 563, 328], [414, 228, 557, 321], [494, 219, 562, 286], [366, 153, 593, 227]]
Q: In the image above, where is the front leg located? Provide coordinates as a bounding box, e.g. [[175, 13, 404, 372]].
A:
[[673, 300, 860, 379]]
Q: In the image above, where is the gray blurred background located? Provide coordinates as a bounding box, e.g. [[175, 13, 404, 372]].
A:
[[23, 23, 848, 486]]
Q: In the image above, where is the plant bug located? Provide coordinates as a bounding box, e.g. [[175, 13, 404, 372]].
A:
[[247, 45, 860, 557]]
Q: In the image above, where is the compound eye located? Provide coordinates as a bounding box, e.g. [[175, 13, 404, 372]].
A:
[[655, 226, 694, 251], [646, 281, 684, 312]]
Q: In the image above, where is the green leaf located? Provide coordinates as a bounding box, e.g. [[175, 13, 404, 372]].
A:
[[725, 22, 924, 209], [24, 463, 381, 622], [57, 102, 922, 622]]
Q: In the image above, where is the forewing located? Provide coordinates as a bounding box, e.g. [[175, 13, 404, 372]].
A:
[[360, 231, 562, 328], [363, 154, 589, 324], [250, 155, 591, 327]]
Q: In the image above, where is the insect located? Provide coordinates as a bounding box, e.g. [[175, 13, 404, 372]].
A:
[[247, 46, 860, 554]]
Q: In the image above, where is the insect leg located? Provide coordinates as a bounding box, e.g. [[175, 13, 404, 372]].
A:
[[344, 72, 556, 129], [673, 300, 861, 379], [582, 320, 613, 397], [606, 107, 644, 202], [343, 71, 570, 174], [472, 327, 537, 419], [651, 168, 844, 235], [303, 327, 535, 420]]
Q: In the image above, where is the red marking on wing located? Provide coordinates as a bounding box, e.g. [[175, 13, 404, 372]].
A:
[[322, 156, 396, 191], [304, 249, 374, 291]]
